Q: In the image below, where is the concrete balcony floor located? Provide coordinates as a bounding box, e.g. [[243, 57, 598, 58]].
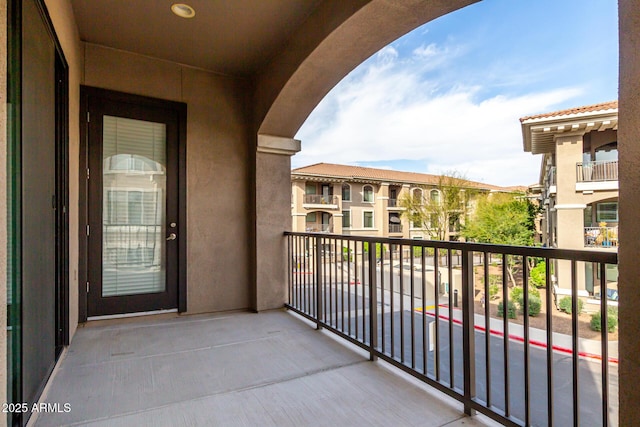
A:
[[33, 310, 497, 427]]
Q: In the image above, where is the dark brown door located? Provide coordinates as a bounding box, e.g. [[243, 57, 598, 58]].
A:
[[85, 88, 185, 317]]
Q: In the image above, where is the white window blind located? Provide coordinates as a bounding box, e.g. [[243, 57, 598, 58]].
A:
[[102, 115, 167, 297]]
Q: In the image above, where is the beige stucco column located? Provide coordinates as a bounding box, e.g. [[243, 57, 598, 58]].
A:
[[619, 0, 640, 423], [378, 183, 389, 237], [254, 135, 300, 311], [554, 134, 586, 289]]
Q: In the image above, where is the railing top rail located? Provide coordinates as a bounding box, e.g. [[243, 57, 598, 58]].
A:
[[284, 231, 617, 264], [577, 159, 619, 166]]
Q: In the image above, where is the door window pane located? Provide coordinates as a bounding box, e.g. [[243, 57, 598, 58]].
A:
[[102, 115, 166, 297]]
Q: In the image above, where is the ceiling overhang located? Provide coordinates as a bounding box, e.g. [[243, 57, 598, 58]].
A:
[[521, 109, 618, 155], [70, 0, 324, 76]]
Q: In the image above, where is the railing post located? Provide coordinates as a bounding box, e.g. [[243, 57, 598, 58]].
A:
[[368, 241, 378, 361], [315, 236, 323, 330], [461, 248, 476, 416]]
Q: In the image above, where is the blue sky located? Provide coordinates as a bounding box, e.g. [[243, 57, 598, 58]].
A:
[[293, 0, 618, 186]]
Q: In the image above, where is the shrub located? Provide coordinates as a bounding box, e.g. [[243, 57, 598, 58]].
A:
[[510, 286, 540, 313], [590, 307, 618, 333], [488, 283, 500, 300], [527, 296, 542, 317], [529, 261, 546, 288], [558, 296, 584, 314], [510, 286, 523, 304], [497, 299, 517, 319]]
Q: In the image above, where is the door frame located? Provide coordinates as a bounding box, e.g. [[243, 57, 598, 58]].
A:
[[79, 86, 187, 321]]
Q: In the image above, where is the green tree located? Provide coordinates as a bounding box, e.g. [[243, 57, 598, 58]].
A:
[[461, 193, 537, 286], [399, 171, 475, 241]]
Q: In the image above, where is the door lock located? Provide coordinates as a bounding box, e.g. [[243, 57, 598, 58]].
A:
[[166, 233, 177, 241]]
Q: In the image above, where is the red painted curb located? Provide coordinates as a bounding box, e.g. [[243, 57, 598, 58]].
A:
[[418, 308, 618, 364]]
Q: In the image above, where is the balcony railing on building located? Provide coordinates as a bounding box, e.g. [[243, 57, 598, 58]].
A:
[[577, 160, 618, 182], [303, 194, 339, 206], [544, 167, 557, 200], [388, 224, 403, 233], [546, 166, 557, 186], [306, 224, 332, 233], [286, 232, 618, 427], [585, 226, 618, 248]]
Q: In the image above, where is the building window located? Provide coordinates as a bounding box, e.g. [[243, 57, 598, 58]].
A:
[[363, 185, 374, 202], [430, 189, 440, 204], [412, 188, 423, 204], [429, 213, 439, 228], [342, 183, 351, 201], [363, 211, 374, 228], [342, 210, 351, 228], [594, 141, 618, 162], [596, 202, 618, 222], [584, 205, 593, 227], [306, 212, 317, 223], [305, 183, 317, 195]]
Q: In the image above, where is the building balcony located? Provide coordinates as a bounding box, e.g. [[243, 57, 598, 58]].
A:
[[33, 233, 618, 427], [306, 224, 332, 233], [576, 161, 619, 191], [386, 199, 405, 211], [585, 226, 619, 248], [544, 167, 556, 198], [388, 223, 403, 234], [303, 194, 339, 209]]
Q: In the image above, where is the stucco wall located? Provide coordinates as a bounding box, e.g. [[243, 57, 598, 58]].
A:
[[618, 0, 640, 423], [255, 151, 292, 311], [83, 44, 252, 314]]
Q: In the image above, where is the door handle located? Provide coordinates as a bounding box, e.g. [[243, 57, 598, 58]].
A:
[[166, 233, 177, 241]]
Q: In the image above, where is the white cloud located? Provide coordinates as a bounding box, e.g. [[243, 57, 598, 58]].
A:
[[294, 45, 583, 187], [412, 43, 439, 58]]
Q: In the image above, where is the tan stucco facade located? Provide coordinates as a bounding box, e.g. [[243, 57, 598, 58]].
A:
[[291, 166, 506, 242]]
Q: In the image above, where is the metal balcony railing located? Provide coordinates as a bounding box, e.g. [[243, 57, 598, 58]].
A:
[[303, 194, 339, 205], [306, 224, 332, 233], [584, 226, 619, 248], [388, 224, 403, 233], [546, 166, 557, 186], [285, 232, 618, 427], [577, 160, 618, 182]]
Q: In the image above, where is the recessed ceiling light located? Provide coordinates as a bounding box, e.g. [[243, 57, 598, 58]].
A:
[[171, 3, 195, 18]]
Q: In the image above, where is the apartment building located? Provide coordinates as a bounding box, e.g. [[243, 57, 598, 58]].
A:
[[291, 163, 520, 240], [521, 101, 619, 295]]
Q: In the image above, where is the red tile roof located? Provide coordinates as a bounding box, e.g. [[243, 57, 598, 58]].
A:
[[519, 100, 617, 122], [291, 163, 520, 192]]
